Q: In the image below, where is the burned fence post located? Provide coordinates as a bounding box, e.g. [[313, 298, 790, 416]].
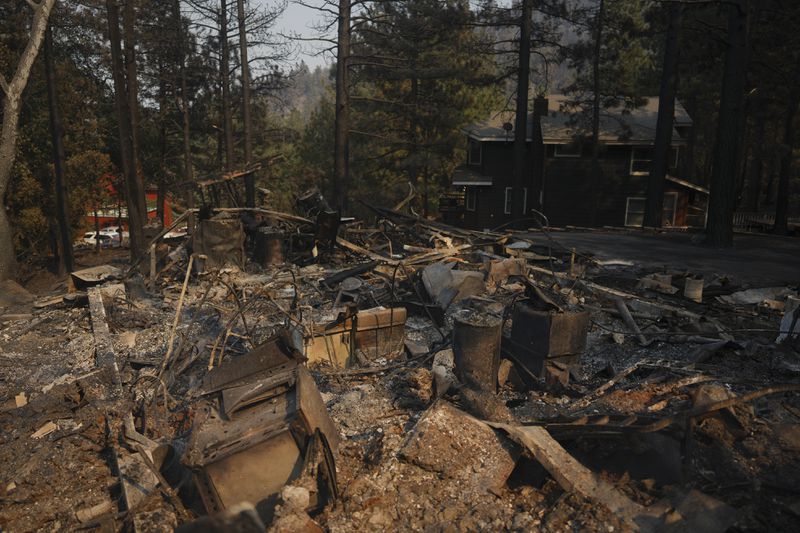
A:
[[452, 309, 502, 392]]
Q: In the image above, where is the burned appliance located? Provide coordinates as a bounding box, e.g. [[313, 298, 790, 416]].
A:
[[184, 330, 340, 523]]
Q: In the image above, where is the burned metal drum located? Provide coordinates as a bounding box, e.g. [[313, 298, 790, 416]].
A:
[[509, 303, 589, 386], [452, 309, 502, 392]]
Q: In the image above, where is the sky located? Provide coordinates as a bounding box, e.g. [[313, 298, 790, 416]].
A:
[[269, 0, 333, 68], [263, 0, 513, 69]]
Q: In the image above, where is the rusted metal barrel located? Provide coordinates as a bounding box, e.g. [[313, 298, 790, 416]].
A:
[[452, 309, 502, 392]]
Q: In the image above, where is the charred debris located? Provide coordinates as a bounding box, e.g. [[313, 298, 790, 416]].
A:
[[1, 189, 800, 532]]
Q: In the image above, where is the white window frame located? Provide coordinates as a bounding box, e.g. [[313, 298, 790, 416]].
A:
[[465, 188, 476, 211], [630, 147, 652, 176], [468, 139, 482, 166], [625, 193, 679, 227], [553, 144, 581, 158], [504, 187, 527, 214], [625, 197, 645, 227]]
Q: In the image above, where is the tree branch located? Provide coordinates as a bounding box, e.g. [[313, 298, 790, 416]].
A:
[[0, 73, 8, 95]]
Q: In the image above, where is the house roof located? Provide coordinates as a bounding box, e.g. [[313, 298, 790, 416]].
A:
[[465, 95, 692, 146]]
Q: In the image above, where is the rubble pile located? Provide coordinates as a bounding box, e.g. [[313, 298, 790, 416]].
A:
[[1, 200, 800, 532]]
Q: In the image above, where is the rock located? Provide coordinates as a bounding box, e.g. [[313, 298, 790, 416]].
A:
[[399, 400, 519, 493], [281, 485, 311, 510], [433, 349, 458, 398]]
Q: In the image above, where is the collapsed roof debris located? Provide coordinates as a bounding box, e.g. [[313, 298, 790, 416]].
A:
[[1, 193, 799, 532]]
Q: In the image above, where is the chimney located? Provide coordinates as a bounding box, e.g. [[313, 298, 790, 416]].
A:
[[533, 95, 549, 119]]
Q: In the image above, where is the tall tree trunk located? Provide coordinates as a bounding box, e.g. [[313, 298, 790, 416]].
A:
[[644, 5, 682, 228], [44, 24, 74, 275], [220, 0, 234, 173], [172, 0, 195, 235], [706, 0, 748, 247], [512, 0, 532, 221], [334, 0, 351, 212], [123, 0, 141, 180], [236, 0, 255, 207], [409, 67, 420, 211], [107, 0, 146, 257], [157, 61, 167, 226], [173, 0, 195, 232], [0, 0, 56, 281], [589, 0, 604, 226], [742, 93, 765, 211], [773, 70, 799, 234]]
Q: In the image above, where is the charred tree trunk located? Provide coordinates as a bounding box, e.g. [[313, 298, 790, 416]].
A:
[[236, 0, 255, 207], [157, 62, 167, 227], [589, 0, 604, 226], [644, 5, 682, 228], [107, 0, 146, 257], [44, 24, 74, 274], [742, 93, 765, 211], [0, 0, 56, 281], [706, 0, 748, 247], [512, 0, 532, 221], [773, 71, 799, 234], [220, 0, 234, 173], [173, 0, 195, 232], [123, 0, 140, 174], [334, 0, 351, 212]]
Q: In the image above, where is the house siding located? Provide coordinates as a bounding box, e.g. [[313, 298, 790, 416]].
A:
[[453, 101, 703, 229]]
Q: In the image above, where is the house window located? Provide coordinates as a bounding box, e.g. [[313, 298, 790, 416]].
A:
[[625, 197, 646, 227], [630, 147, 653, 175], [468, 139, 482, 166], [504, 187, 527, 214], [465, 188, 477, 211], [625, 193, 679, 227], [553, 143, 581, 157]]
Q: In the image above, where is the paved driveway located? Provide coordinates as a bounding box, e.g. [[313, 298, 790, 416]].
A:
[[520, 230, 800, 286]]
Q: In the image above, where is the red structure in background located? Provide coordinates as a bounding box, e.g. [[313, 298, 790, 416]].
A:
[[84, 181, 173, 231]]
